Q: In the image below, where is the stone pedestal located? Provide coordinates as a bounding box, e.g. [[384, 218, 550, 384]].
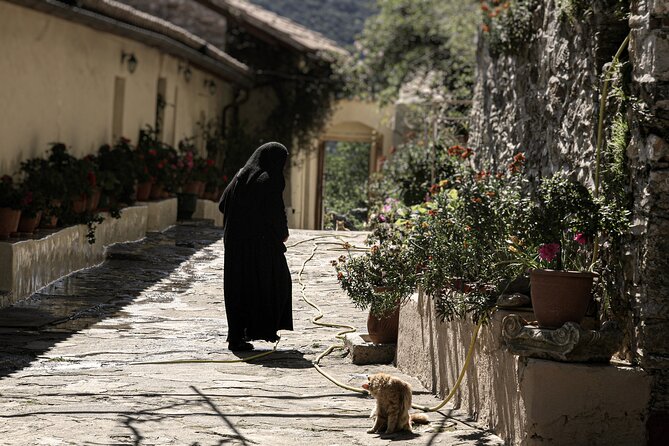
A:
[[501, 314, 624, 362], [343, 333, 396, 365]]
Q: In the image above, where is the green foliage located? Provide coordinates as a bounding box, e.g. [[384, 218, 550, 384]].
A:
[[0, 175, 21, 209], [341, 0, 478, 104], [370, 141, 462, 207], [504, 172, 630, 273], [333, 240, 418, 318], [247, 0, 377, 47], [226, 26, 344, 153], [481, 0, 540, 56], [322, 141, 370, 229]]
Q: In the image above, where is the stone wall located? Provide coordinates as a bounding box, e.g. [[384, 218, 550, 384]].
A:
[[627, 0, 669, 441], [470, 1, 628, 182], [470, 0, 669, 442]]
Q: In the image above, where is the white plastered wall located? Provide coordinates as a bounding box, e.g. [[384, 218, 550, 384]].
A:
[[0, 1, 234, 176]]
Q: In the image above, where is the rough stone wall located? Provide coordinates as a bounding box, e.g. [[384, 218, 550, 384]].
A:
[[470, 1, 628, 183], [627, 0, 669, 441], [470, 0, 669, 441], [119, 0, 227, 51]]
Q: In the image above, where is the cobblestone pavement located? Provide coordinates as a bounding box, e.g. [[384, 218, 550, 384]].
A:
[[0, 223, 503, 445]]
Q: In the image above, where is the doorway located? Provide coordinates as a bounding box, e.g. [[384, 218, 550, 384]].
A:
[[318, 140, 371, 230]]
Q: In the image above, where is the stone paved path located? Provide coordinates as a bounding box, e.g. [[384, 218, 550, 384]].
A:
[[0, 223, 503, 445]]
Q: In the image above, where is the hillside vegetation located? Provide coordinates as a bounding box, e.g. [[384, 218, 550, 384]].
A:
[[248, 0, 377, 47]]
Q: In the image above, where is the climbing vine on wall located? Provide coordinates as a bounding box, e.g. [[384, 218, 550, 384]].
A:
[[225, 24, 344, 154]]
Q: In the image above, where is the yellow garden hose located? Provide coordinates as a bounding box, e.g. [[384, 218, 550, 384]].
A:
[[129, 233, 483, 413]]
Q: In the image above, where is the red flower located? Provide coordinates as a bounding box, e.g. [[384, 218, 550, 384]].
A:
[[148, 149, 157, 156], [87, 171, 97, 187], [538, 243, 560, 262], [223, 175, 229, 182], [21, 192, 33, 207], [206, 159, 215, 167], [157, 162, 164, 170], [573, 233, 587, 245]]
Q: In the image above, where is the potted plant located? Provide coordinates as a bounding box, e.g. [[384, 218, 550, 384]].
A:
[[20, 155, 65, 229], [0, 175, 22, 238], [333, 231, 418, 343], [506, 173, 629, 328]]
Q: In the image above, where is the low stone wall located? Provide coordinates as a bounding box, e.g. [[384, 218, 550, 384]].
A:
[[139, 198, 178, 232], [0, 198, 177, 308], [396, 290, 652, 445], [193, 199, 223, 227]]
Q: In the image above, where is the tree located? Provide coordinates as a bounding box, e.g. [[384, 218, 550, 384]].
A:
[[341, 0, 479, 105]]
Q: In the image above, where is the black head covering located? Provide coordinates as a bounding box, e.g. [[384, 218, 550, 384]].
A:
[[235, 142, 288, 191]]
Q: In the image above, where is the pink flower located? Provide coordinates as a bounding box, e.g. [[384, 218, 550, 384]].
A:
[[382, 204, 392, 213], [573, 233, 587, 245], [538, 243, 560, 262], [378, 214, 387, 223]]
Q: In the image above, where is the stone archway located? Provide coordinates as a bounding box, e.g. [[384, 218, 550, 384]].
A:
[[288, 100, 396, 230]]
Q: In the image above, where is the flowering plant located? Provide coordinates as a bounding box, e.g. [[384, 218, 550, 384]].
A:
[[506, 172, 629, 272], [333, 238, 418, 318], [0, 175, 21, 209]]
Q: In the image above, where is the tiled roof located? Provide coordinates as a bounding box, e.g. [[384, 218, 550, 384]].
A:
[[196, 0, 347, 57]]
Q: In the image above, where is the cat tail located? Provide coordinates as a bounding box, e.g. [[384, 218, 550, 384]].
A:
[[410, 413, 430, 425]]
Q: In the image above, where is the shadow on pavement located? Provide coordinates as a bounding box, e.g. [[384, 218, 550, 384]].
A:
[[0, 222, 223, 379], [234, 348, 313, 369]]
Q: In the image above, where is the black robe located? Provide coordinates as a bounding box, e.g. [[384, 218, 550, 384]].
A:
[[219, 142, 293, 343]]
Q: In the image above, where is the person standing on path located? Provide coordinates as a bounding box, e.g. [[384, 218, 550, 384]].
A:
[[218, 142, 293, 351]]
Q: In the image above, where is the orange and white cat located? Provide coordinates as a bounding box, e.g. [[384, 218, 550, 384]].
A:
[[362, 373, 429, 434]]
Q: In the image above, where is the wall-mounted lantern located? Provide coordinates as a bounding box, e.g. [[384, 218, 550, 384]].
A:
[[203, 79, 216, 96], [121, 51, 138, 74], [178, 62, 192, 83]]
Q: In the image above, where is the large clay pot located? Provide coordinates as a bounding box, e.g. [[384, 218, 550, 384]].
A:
[[367, 306, 400, 344], [136, 181, 152, 201], [177, 192, 198, 220], [530, 269, 596, 329], [0, 208, 21, 239], [17, 211, 42, 234]]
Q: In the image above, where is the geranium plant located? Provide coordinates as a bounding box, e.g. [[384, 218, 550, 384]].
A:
[[506, 172, 629, 273], [0, 175, 21, 209]]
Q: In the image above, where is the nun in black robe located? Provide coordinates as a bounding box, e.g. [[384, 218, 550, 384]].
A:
[[218, 142, 293, 351]]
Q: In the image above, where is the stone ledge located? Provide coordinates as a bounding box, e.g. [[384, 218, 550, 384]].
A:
[[397, 290, 651, 445], [343, 333, 396, 365], [0, 200, 175, 309], [192, 199, 222, 227], [137, 198, 177, 232]]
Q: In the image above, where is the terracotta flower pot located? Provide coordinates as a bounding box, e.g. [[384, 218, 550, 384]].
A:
[[530, 269, 596, 329], [367, 306, 400, 344], [136, 181, 152, 201], [0, 207, 21, 239], [17, 211, 42, 234], [87, 188, 101, 212], [71, 195, 88, 214], [40, 199, 61, 229], [150, 183, 164, 200], [184, 181, 204, 195]]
